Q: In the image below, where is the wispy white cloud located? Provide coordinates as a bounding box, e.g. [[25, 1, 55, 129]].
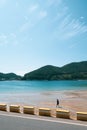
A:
[[51, 2, 87, 40], [80, 16, 84, 19], [52, 6, 68, 23], [0, 34, 7, 45], [20, 10, 47, 32], [19, 0, 87, 41], [20, 3, 47, 32], [0, 33, 18, 46], [10, 33, 16, 38], [58, 16, 87, 40], [38, 11, 47, 19], [27, 4, 39, 14], [20, 21, 34, 32]]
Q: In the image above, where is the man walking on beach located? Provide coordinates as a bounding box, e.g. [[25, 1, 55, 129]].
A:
[[56, 99, 59, 107]]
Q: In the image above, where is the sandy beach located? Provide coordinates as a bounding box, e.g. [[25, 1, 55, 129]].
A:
[[0, 90, 87, 120], [0, 90, 87, 113]]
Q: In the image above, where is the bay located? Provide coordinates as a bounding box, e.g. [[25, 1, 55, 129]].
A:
[[0, 80, 87, 105], [0, 80, 87, 94]]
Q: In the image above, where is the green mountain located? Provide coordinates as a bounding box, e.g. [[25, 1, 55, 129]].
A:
[[23, 65, 61, 80], [61, 61, 87, 73], [23, 61, 87, 80], [0, 73, 21, 81]]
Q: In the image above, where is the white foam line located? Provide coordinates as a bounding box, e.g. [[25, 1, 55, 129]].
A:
[[0, 113, 87, 127]]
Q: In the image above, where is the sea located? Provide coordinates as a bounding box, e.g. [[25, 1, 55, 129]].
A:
[[0, 80, 87, 93], [0, 80, 87, 104]]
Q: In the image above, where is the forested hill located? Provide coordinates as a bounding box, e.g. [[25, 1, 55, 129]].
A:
[[0, 61, 87, 81], [0, 73, 21, 81], [23, 61, 87, 80]]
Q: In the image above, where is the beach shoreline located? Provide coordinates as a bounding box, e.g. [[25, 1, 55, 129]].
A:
[[0, 90, 87, 113]]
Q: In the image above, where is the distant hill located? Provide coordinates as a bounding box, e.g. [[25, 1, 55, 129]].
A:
[[61, 61, 87, 73], [23, 61, 87, 80], [0, 73, 21, 81], [23, 65, 61, 80], [0, 61, 87, 81]]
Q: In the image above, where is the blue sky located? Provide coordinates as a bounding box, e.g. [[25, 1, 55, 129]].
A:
[[0, 0, 87, 75]]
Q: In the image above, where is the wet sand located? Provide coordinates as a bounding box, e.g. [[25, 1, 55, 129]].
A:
[[0, 90, 87, 120], [0, 90, 87, 113]]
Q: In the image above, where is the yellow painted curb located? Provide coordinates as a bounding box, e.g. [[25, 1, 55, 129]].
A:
[[56, 109, 70, 119], [0, 104, 7, 111], [23, 106, 34, 115], [77, 112, 87, 121], [39, 108, 51, 117], [10, 105, 20, 113]]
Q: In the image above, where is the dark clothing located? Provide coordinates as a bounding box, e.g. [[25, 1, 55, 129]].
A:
[[56, 99, 59, 107], [57, 99, 59, 105]]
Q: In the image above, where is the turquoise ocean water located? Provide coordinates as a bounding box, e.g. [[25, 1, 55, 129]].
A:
[[0, 80, 87, 94], [0, 80, 87, 104]]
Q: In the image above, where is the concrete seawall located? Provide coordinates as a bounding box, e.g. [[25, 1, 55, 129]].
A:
[[0, 103, 87, 121]]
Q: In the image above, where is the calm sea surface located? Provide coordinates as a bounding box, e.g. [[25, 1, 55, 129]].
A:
[[0, 80, 87, 94]]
